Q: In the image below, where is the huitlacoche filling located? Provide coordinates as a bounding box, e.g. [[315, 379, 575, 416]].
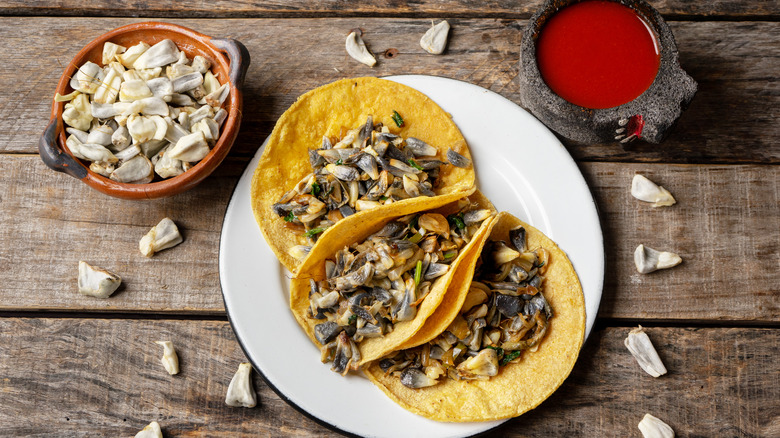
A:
[[308, 202, 492, 375], [272, 115, 472, 246], [378, 226, 553, 388]]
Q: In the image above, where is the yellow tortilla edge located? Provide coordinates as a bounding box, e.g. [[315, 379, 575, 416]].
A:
[[289, 190, 495, 366], [364, 211, 586, 422], [250, 77, 476, 273]]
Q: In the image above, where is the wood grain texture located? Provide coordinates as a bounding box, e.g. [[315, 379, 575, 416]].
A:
[[0, 0, 777, 18], [1, 18, 778, 164], [0, 154, 245, 314], [582, 162, 780, 322], [0, 318, 777, 437], [0, 155, 777, 322]]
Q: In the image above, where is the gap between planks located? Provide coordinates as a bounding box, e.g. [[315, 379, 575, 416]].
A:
[[2, 310, 779, 330]]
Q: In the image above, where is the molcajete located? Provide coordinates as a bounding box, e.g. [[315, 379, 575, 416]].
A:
[[519, 0, 697, 144]]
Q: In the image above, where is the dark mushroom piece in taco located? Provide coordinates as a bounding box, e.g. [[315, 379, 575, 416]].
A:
[[251, 77, 476, 272], [365, 211, 586, 422]]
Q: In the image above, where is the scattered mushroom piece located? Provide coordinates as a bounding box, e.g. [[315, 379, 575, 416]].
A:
[[134, 421, 163, 438], [624, 326, 667, 377], [345, 31, 376, 67], [155, 341, 180, 375], [420, 20, 451, 55], [634, 244, 682, 274], [139, 217, 183, 257], [638, 413, 675, 438], [631, 174, 676, 207], [77, 261, 121, 298], [225, 362, 257, 408]]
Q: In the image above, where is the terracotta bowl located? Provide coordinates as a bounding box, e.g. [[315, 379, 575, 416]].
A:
[[519, 0, 697, 144], [39, 22, 250, 199]]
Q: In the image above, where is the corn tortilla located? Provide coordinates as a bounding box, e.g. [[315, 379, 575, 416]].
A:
[[251, 77, 476, 273], [289, 192, 494, 366], [364, 211, 586, 421]]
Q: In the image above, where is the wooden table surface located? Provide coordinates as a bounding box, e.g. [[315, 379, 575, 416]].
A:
[[0, 1, 777, 437]]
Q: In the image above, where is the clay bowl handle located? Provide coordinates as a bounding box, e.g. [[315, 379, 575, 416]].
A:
[[38, 117, 87, 180], [211, 38, 250, 90]]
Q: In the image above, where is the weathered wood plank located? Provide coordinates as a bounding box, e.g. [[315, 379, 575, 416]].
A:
[[1, 18, 777, 164], [0, 155, 777, 321], [0, 0, 776, 18], [0, 319, 777, 437], [581, 163, 780, 322]]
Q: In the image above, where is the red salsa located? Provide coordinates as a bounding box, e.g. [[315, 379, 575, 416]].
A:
[[536, 0, 660, 109]]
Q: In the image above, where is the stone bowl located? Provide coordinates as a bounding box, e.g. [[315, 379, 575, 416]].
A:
[[39, 21, 250, 199], [519, 0, 697, 144]]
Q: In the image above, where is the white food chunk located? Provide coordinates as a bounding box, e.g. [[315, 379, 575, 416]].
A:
[[638, 413, 675, 438], [155, 341, 180, 375], [110, 154, 154, 184], [634, 244, 682, 274], [133, 39, 180, 69], [191, 55, 211, 74], [71, 61, 103, 94], [420, 20, 451, 55], [168, 131, 209, 162], [225, 362, 257, 408], [112, 125, 131, 150], [624, 326, 668, 378], [631, 174, 676, 207], [345, 31, 376, 67], [134, 420, 163, 438], [62, 94, 93, 131], [118, 42, 150, 69], [102, 42, 126, 65], [139, 217, 183, 257], [127, 115, 167, 143], [119, 79, 153, 102], [69, 142, 118, 163], [77, 261, 121, 298], [93, 67, 121, 104], [154, 145, 184, 179]]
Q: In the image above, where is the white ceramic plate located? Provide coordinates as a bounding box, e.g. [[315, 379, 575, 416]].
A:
[[220, 75, 604, 437]]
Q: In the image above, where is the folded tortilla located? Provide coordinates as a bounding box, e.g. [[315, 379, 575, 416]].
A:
[[365, 211, 586, 421], [251, 77, 476, 273], [289, 192, 495, 366]]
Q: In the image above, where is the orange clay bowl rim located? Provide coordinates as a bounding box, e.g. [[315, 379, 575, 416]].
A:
[[50, 21, 243, 200]]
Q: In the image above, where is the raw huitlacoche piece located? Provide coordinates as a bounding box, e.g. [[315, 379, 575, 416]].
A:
[[638, 413, 675, 438], [60, 39, 229, 184], [631, 174, 676, 207], [155, 341, 180, 375], [420, 20, 451, 55], [634, 244, 682, 274], [134, 421, 163, 438], [225, 362, 257, 408], [345, 31, 376, 67], [625, 326, 668, 378], [139, 217, 183, 257], [77, 261, 121, 298]]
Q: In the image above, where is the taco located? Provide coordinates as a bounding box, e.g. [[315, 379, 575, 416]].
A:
[[365, 211, 586, 422], [288, 192, 496, 375], [251, 77, 476, 272]]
